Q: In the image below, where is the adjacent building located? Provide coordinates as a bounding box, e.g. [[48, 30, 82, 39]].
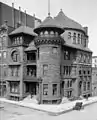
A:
[[0, 2, 41, 96], [92, 56, 97, 96], [0, 5, 92, 104]]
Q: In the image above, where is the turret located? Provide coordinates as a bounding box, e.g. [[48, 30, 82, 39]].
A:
[[34, 16, 64, 104]]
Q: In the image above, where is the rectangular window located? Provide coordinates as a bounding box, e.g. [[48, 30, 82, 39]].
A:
[[15, 67, 19, 76], [84, 39, 86, 47], [52, 47, 58, 54], [67, 91, 72, 98], [43, 84, 48, 95], [11, 67, 14, 76], [87, 82, 90, 90], [10, 82, 19, 93], [53, 84, 57, 95], [83, 82, 86, 91], [43, 64, 48, 75], [64, 66, 71, 76], [64, 50, 70, 60]]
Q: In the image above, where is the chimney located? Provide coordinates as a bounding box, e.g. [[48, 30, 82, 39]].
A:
[[84, 27, 88, 35], [24, 10, 27, 26], [12, 3, 15, 28], [19, 6, 21, 25]]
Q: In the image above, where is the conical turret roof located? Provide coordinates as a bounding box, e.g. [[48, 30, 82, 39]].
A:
[[34, 16, 64, 34], [54, 10, 85, 32]]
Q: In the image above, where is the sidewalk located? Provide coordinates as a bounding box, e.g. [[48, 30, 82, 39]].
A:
[[0, 96, 97, 116]]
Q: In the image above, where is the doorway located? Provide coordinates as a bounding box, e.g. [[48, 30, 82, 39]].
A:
[[25, 82, 37, 95]]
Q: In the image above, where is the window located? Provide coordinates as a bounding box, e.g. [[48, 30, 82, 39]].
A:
[[11, 67, 14, 76], [81, 34, 83, 44], [11, 51, 19, 62], [64, 66, 71, 75], [10, 82, 19, 93], [27, 65, 36, 77], [3, 51, 6, 58], [37, 48, 39, 59], [73, 33, 76, 44], [52, 84, 57, 95], [78, 34, 80, 44], [79, 70, 81, 75], [67, 91, 72, 98], [64, 50, 70, 60], [43, 64, 48, 75], [43, 84, 48, 95], [20, 36, 23, 44], [84, 39, 86, 47], [87, 82, 90, 90], [68, 32, 71, 39], [83, 70, 86, 74], [52, 47, 57, 54], [27, 52, 36, 61], [15, 67, 19, 76], [67, 80, 72, 88], [83, 82, 86, 91], [10, 66, 20, 77]]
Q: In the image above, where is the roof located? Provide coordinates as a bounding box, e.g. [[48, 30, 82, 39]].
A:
[[9, 26, 37, 36], [63, 42, 92, 53], [54, 10, 85, 32], [25, 41, 37, 51], [34, 16, 64, 34]]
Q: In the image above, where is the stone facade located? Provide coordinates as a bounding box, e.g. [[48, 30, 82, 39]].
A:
[[0, 9, 93, 104]]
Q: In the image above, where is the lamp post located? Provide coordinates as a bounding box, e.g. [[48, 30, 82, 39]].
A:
[[38, 77, 42, 104]]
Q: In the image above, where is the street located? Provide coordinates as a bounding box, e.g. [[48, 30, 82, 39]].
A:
[[0, 101, 97, 120]]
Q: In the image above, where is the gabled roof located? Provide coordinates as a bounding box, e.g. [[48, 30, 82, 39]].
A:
[[9, 26, 37, 36], [34, 16, 64, 34], [54, 10, 85, 32]]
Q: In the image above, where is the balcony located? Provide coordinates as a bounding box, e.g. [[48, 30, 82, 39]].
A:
[[26, 60, 36, 65], [26, 52, 36, 65], [23, 75, 37, 82]]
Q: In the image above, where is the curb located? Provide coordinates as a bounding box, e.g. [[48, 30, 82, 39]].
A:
[[0, 98, 97, 116]]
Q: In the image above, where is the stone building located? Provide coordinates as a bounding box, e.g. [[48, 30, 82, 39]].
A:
[[92, 56, 97, 96], [1, 8, 92, 104], [0, 2, 41, 96], [92, 56, 97, 68]]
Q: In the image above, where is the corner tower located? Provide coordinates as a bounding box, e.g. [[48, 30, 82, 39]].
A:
[[34, 16, 64, 104]]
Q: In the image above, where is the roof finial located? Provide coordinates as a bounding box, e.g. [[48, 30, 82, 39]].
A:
[[48, 0, 50, 16], [60, 9, 62, 12]]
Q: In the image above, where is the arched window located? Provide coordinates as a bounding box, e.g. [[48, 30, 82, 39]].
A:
[[73, 33, 76, 44], [78, 34, 80, 44], [11, 51, 19, 62], [68, 32, 71, 39]]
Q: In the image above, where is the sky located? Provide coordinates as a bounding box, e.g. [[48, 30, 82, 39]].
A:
[[1, 0, 97, 56]]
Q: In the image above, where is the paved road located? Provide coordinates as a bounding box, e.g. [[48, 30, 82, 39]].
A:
[[0, 101, 97, 120]]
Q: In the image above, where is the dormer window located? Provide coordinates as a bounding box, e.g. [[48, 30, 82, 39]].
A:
[[78, 34, 80, 44], [73, 33, 76, 44]]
